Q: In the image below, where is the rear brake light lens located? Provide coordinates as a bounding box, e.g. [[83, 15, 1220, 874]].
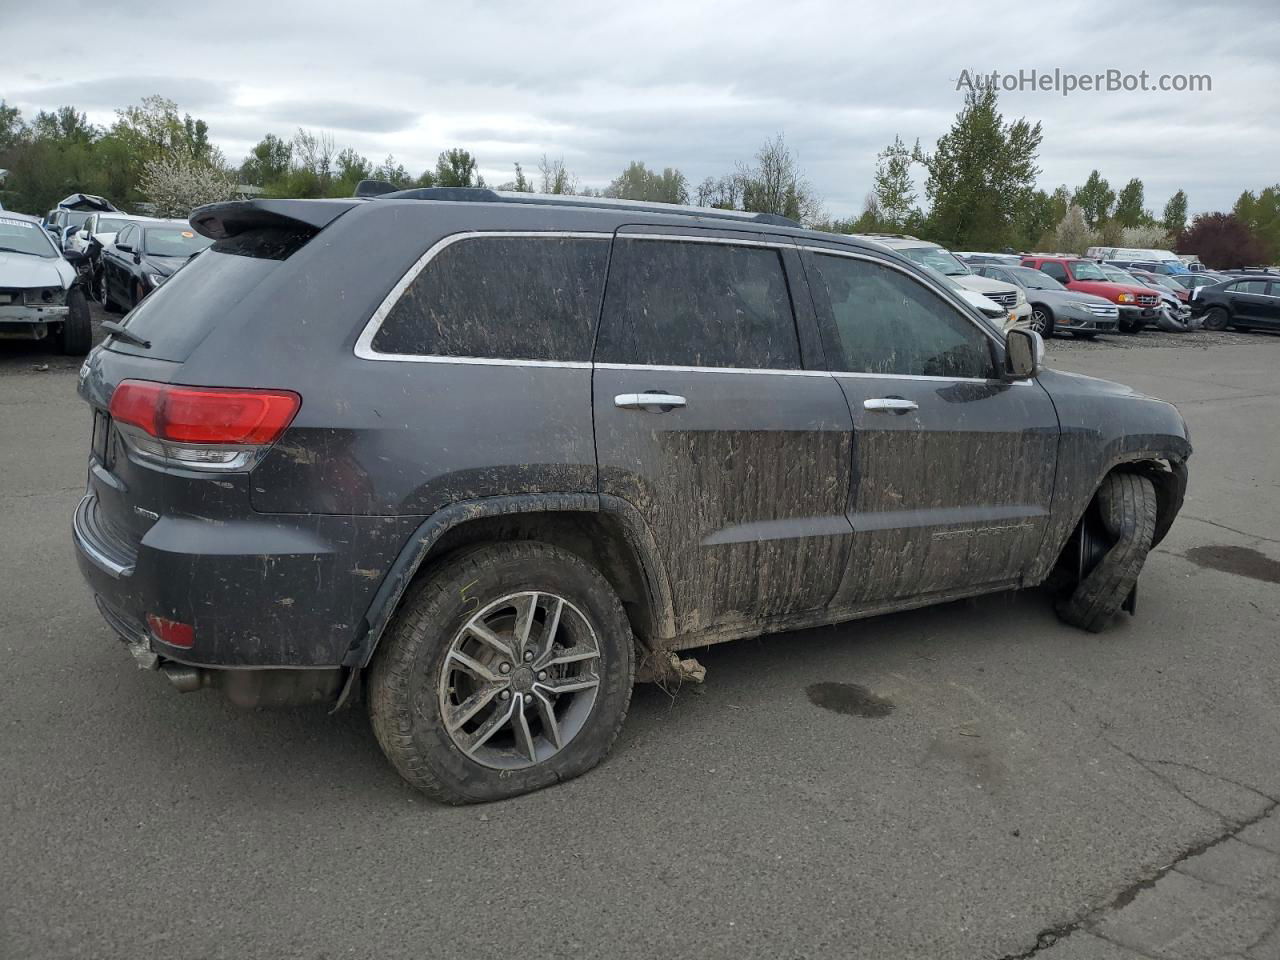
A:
[[110, 381, 301, 445], [147, 614, 195, 649]]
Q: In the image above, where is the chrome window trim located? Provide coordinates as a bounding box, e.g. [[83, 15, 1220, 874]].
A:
[[594, 362, 827, 377], [615, 232, 793, 249], [353, 230, 612, 363]]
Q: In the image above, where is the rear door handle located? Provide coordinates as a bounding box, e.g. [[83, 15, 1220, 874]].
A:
[[863, 397, 918, 413], [614, 393, 687, 412]]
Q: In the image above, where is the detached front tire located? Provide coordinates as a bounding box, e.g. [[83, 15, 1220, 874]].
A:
[[368, 541, 634, 804], [1056, 472, 1158, 633], [59, 287, 92, 355]]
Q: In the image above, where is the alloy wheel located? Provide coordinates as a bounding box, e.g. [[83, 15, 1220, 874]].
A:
[[437, 591, 601, 770], [1031, 309, 1049, 334]]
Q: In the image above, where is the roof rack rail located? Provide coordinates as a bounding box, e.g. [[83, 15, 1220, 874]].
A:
[[360, 185, 802, 229]]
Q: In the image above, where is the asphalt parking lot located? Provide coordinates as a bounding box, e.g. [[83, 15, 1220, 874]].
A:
[[2, 311, 1279, 960]]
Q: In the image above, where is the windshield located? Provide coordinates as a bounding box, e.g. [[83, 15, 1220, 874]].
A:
[[899, 246, 970, 276], [1070, 262, 1109, 281], [1102, 267, 1138, 283], [0, 216, 58, 258], [143, 226, 214, 258], [97, 217, 133, 234], [1008, 266, 1064, 290]]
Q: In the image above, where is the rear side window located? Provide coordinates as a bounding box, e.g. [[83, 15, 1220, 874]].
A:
[[812, 254, 995, 380], [1234, 280, 1267, 294], [371, 235, 609, 361], [596, 238, 800, 369], [1039, 261, 1069, 282]]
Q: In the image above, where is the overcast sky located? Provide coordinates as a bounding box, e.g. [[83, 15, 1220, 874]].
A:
[[2, 0, 1277, 218]]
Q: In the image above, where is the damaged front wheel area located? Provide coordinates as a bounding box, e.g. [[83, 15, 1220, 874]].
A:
[[1055, 471, 1158, 633]]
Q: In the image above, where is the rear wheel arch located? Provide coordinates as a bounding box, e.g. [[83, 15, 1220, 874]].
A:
[[350, 494, 675, 669]]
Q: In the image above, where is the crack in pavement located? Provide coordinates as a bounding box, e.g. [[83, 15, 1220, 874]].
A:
[[1180, 514, 1280, 546], [995, 752, 1279, 959]]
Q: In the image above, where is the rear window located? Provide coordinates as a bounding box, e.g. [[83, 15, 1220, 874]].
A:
[[370, 235, 610, 362], [111, 228, 309, 361]]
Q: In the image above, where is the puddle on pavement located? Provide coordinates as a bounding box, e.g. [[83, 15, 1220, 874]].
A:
[[1184, 545, 1280, 585], [806, 682, 895, 718]]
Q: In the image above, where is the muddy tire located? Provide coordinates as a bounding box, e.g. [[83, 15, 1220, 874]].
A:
[[1056, 472, 1158, 633], [1202, 306, 1230, 331], [368, 541, 634, 804], [59, 287, 92, 355]]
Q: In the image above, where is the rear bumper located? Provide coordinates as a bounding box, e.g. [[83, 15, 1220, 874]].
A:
[[73, 491, 417, 668]]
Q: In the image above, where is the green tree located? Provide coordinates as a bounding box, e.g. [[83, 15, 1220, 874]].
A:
[[434, 148, 483, 188], [1233, 186, 1280, 263], [604, 161, 689, 204], [871, 135, 918, 229], [1162, 189, 1188, 235], [538, 155, 578, 195], [239, 134, 292, 187], [0, 100, 23, 153], [1113, 178, 1146, 228], [915, 88, 1042, 249], [738, 134, 821, 224], [1011, 189, 1059, 251], [496, 162, 533, 192], [1072, 170, 1114, 227]]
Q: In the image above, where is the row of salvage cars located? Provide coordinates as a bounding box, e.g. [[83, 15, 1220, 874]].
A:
[[0, 193, 211, 356]]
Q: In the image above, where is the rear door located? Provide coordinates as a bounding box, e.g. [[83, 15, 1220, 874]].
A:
[[1228, 280, 1270, 322], [592, 228, 854, 638], [802, 246, 1060, 608]]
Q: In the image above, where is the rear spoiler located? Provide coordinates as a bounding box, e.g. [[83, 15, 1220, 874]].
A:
[[188, 198, 359, 240]]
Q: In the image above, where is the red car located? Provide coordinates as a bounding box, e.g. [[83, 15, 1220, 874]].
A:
[[1022, 256, 1161, 332]]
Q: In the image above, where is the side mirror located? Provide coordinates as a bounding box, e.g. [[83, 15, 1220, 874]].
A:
[[116, 242, 132, 253], [1005, 328, 1044, 379]]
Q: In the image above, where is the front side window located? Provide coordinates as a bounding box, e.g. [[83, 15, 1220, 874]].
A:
[[813, 254, 995, 380], [596, 238, 800, 369], [371, 235, 609, 362], [116, 226, 135, 248]]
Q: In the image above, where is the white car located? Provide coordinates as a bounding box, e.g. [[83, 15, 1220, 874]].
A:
[[0, 211, 93, 354], [67, 212, 150, 257]]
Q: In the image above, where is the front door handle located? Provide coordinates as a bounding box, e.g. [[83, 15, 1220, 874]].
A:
[[863, 397, 918, 413], [614, 392, 687, 412]]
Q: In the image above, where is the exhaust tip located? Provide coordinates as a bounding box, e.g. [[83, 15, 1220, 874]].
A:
[[160, 664, 207, 693]]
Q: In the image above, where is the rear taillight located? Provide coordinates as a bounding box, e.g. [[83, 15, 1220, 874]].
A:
[[109, 380, 300, 471]]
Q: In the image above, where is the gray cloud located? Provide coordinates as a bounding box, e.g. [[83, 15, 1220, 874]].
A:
[[10, 76, 230, 112], [0, 0, 1276, 218], [259, 101, 418, 133]]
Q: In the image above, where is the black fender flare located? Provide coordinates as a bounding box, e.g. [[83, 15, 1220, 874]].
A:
[[343, 492, 676, 668]]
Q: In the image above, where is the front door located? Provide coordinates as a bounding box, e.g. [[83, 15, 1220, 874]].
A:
[[592, 230, 855, 639], [803, 247, 1060, 609]]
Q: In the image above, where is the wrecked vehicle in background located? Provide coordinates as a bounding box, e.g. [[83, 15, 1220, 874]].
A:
[[74, 189, 1190, 804], [43, 193, 120, 253], [0, 210, 92, 354]]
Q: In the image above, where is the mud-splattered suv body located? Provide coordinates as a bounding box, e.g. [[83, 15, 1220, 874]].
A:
[[73, 191, 1190, 801]]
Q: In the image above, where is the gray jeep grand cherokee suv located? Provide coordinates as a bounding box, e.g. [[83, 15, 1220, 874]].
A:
[[73, 189, 1190, 803]]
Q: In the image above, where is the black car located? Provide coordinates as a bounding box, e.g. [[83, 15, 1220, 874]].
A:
[[100, 220, 213, 312], [74, 189, 1190, 803], [1194, 276, 1280, 330], [972, 263, 1119, 338]]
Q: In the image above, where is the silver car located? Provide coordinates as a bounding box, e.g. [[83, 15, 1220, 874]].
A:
[[0, 210, 93, 354]]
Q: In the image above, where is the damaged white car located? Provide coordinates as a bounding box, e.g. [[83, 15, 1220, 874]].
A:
[[0, 210, 92, 355]]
